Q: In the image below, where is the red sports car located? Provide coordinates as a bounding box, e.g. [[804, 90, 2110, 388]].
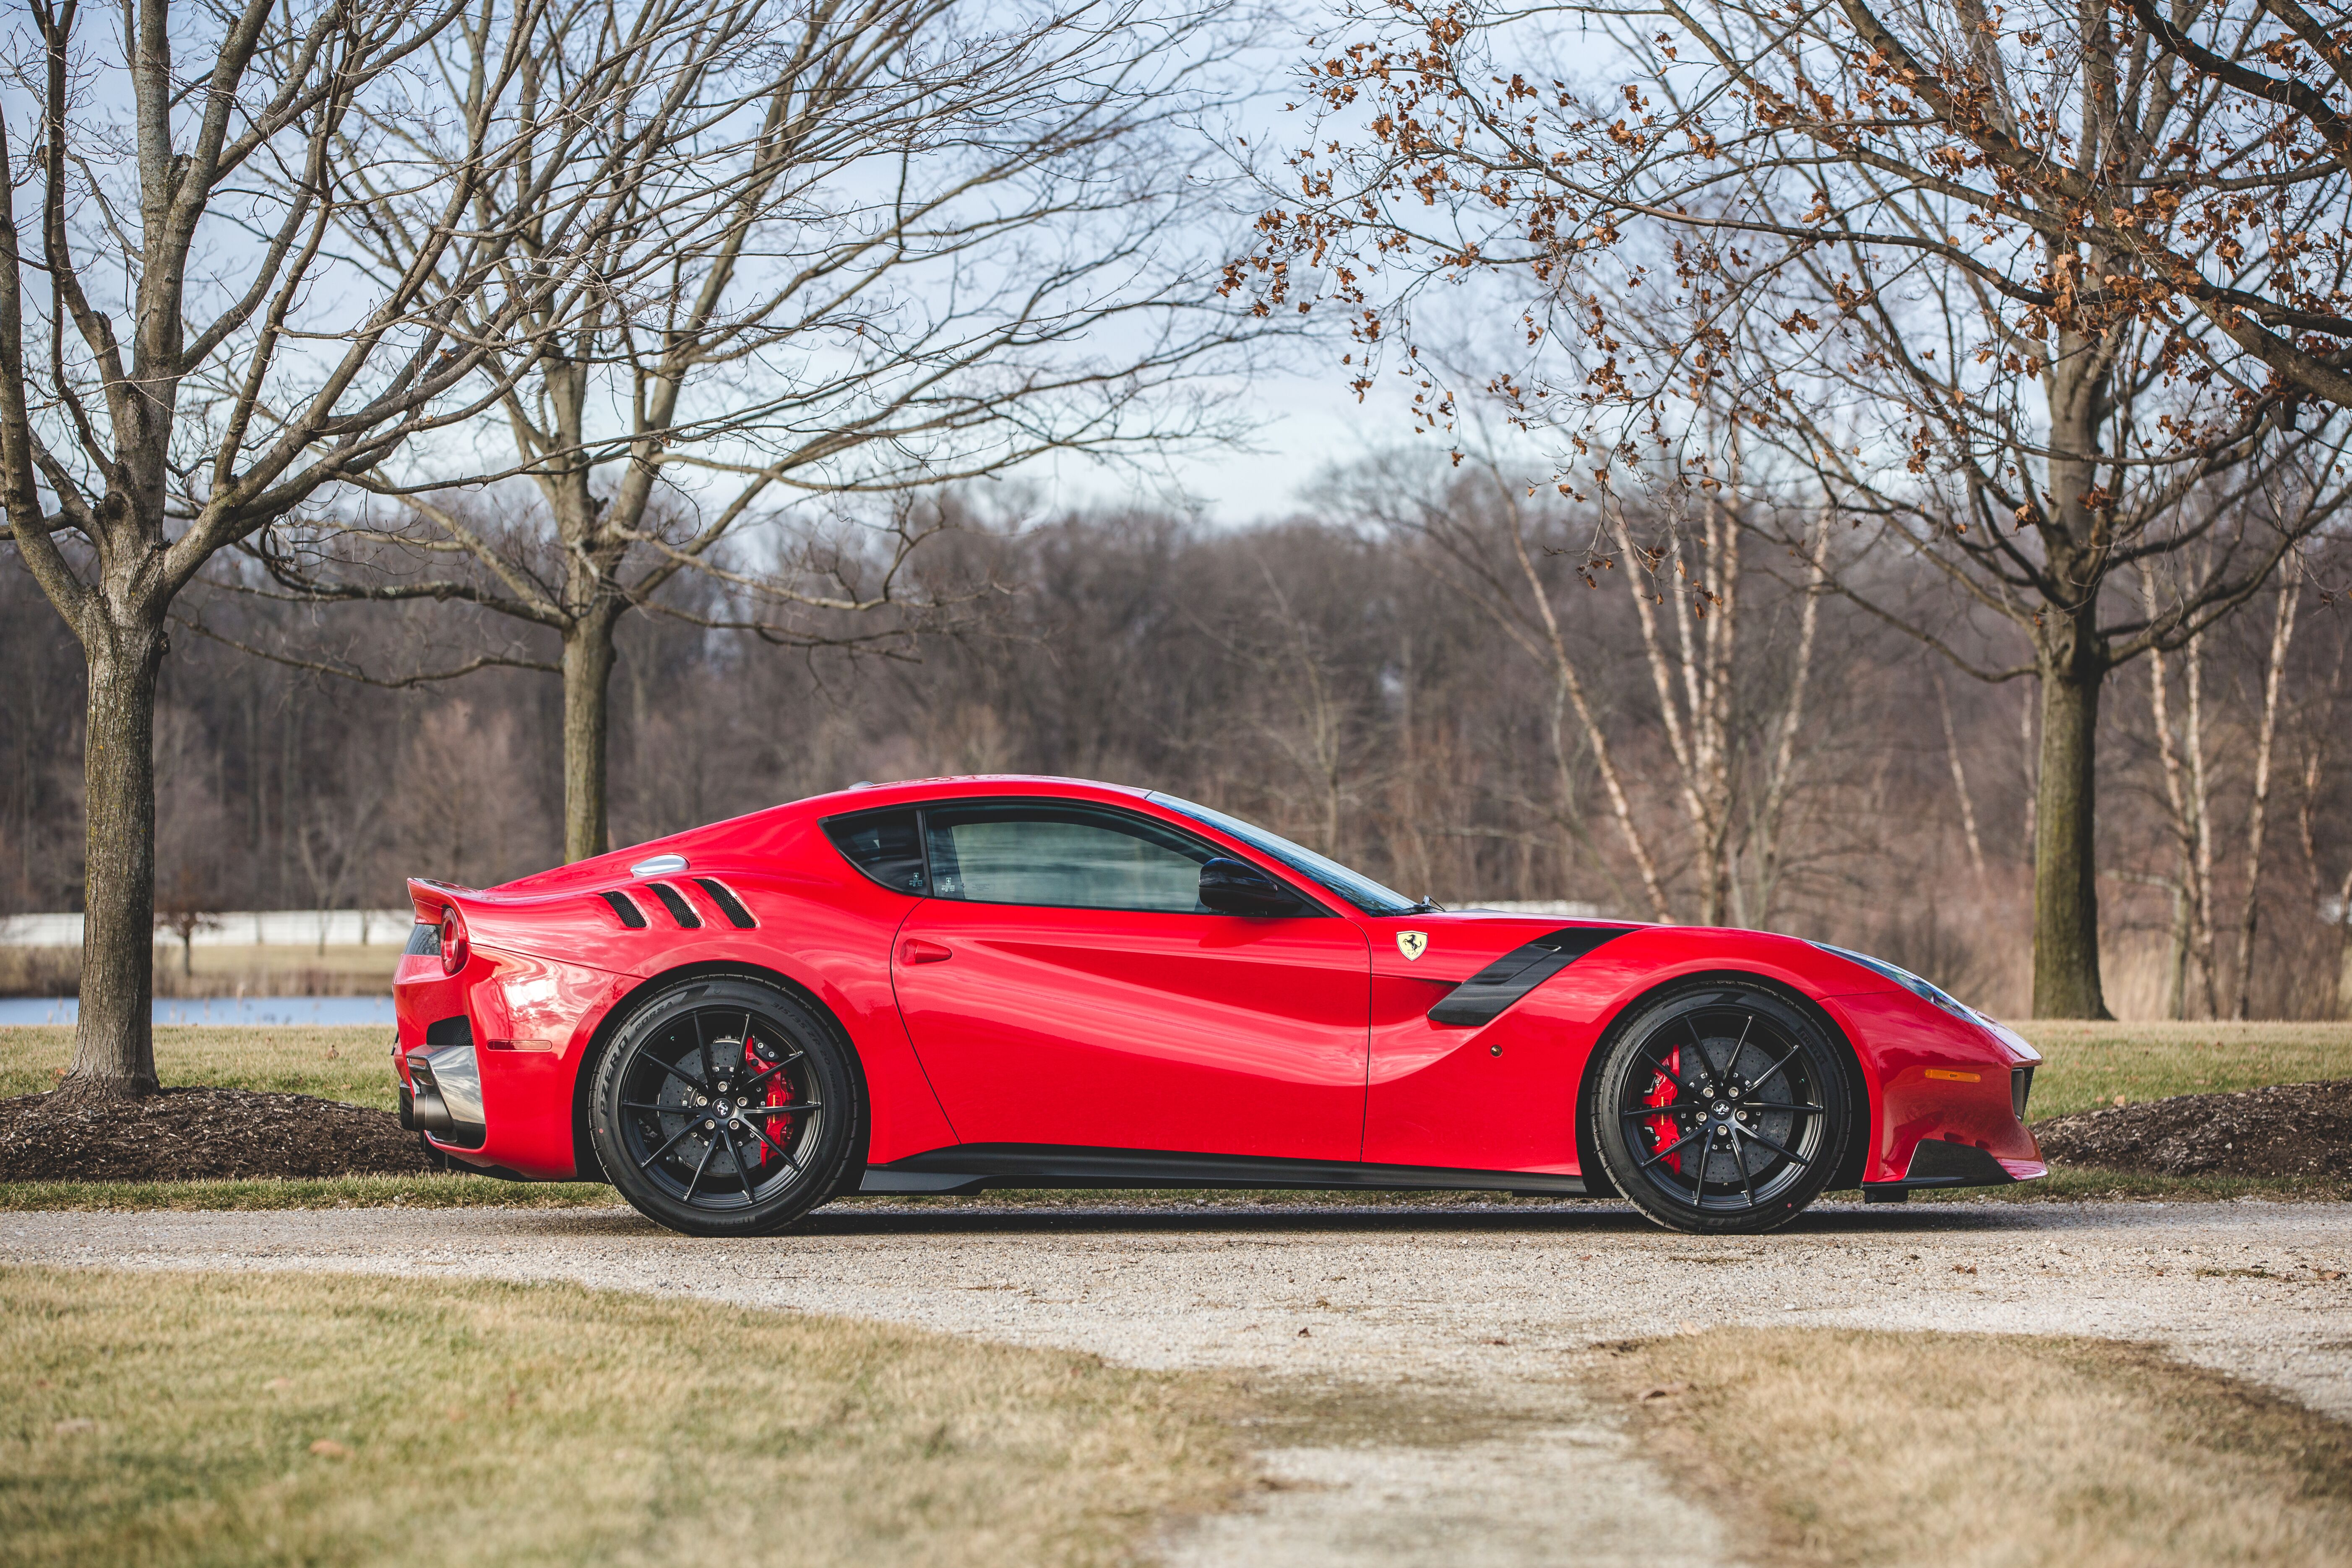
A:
[[392, 775, 2044, 1236]]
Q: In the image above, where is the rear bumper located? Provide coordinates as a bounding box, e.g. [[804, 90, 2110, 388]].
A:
[[393, 943, 635, 1180]]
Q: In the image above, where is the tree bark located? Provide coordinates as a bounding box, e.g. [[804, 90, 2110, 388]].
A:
[[58, 612, 167, 1103], [2031, 638, 2112, 1019], [561, 607, 623, 864]]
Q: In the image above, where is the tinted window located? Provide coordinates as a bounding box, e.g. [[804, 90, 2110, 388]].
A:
[[823, 808, 926, 893], [924, 803, 1215, 912], [1148, 793, 1422, 915]]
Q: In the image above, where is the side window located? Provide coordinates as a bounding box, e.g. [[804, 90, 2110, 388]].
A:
[[925, 804, 1214, 912], [822, 808, 926, 894]]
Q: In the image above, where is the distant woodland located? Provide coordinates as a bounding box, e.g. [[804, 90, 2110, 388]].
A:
[[6, 477, 2348, 1020]]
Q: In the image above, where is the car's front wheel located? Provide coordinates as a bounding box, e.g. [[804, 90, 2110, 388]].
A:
[[590, 977, 862, 1237], [1591, 981, 1852, 1235]]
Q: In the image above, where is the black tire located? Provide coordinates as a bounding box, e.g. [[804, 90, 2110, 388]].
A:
[[1591, 980, 1852, 1235], [590, 976, 862, 1237]]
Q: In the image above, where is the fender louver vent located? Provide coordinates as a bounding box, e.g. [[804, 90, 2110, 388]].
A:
[[645, 882, 701, 928], [693, 878, 755, 928], [1427, 927, 1635, 1026], [600, 890, 648, 928]]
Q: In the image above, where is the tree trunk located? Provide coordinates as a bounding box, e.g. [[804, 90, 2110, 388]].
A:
[[560, 608, 623, 864], [58, 614, 167, 1103], [2030, 643, 2111, 1018], [2337, 864, 2352, 1021], [2232, 576, 2298, 1019]]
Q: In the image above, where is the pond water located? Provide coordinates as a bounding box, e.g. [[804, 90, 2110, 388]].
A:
[[0, 996, 395, 1027]]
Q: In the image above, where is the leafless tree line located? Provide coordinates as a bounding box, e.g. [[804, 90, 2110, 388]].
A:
[[0, 0, 1257, 1099], [7, 471, 2350, 1019]]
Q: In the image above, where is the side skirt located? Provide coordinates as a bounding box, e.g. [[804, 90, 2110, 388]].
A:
[[857, 1144, 1588, 1198]]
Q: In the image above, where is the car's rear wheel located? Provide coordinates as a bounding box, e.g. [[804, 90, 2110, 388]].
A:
[[1592, 981, 1852, 1235], [590, 977, 861, 1237]]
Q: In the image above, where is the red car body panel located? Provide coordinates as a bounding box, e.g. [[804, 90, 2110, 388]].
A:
[[893, 902, 1371, 1159], [393, 775, 2044, 1193]]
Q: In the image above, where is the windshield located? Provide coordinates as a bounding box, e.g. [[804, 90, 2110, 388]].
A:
[[1147, 793, 1425, 916]]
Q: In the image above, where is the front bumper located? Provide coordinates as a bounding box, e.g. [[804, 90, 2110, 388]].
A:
[[1859, 1136, 2049, 1201]]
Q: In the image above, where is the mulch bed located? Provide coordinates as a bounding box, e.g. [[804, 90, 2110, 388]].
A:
[[0, 1088, 439, 1181], [2032, 1079, 2352, 1179]]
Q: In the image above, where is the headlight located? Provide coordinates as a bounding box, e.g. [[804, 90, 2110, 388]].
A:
[[1815, 943, 1978, 1021]]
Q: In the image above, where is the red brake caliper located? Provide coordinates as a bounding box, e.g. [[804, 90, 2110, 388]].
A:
[[1643, 1047, 1684, 1173], [743, 1035, 790, 1167]]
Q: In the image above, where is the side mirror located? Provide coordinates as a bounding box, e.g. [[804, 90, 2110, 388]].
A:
[[1199, 857, 1305, 917]]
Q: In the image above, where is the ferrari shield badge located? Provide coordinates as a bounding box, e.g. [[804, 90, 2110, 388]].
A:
[[1396, 930, 1429, 961]]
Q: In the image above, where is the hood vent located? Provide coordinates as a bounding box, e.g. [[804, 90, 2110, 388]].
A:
[[600, 889, 649, 929]]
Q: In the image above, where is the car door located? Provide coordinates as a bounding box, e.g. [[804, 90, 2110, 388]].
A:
[[881, 799, 1371, 1160]]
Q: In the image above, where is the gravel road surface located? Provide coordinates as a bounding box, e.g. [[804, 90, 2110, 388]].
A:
[[11, 1197, 2351, 1565]]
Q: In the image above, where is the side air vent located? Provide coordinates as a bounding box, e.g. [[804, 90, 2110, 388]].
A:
[[694, 878, 756, 929], [600, 889, 648, 929], [1427, 927, 1635, 1026], [645, 882, 701, 929]]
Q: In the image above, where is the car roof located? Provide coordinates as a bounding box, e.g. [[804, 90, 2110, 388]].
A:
[[795, 775, 1149, 815]]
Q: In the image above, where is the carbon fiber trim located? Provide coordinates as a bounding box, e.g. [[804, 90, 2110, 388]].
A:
[[1426, 926, 1635, 1026]]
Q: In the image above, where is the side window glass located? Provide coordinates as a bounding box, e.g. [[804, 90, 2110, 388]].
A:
[[925, 805, 1213, 912], [821, 808, 926, 894]]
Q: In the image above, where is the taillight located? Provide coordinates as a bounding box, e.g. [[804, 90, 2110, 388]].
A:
[[439, 906, 469, 975]]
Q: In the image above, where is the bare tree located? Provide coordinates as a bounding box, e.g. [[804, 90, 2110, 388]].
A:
[[2232, 563, 2303, 1018], [0, 0, 679, 1097], [237, 0, 1261, 861], [1347, 446, 1831, 925], [1230, 0, 2352, 1013]]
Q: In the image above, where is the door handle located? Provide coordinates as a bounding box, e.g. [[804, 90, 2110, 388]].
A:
[[901, 938, 953, 965]]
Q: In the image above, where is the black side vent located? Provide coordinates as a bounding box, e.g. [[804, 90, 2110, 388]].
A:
[[646, 882, 701, 928], [1427, 927, 1636, 1026], [601, 890, 648, 929], [424, 1015, 473, 1048], [403, 922, 441, 957], [694, 878, 755, 928]]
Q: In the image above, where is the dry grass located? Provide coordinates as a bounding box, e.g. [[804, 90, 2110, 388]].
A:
[[1598, 1328, 2352, 1568], [0, 1266, 1249, 1568], [0, 1175, 621, 1210], [0, 1025, 396, 1108], [2015, 1019, 2352, 1118]]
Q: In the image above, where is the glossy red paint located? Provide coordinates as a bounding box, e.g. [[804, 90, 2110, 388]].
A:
[[392, 774, 2044, 1194], [893, 901, 1370, 1158]]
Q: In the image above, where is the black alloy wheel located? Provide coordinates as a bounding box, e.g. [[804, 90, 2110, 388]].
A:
[[1591, 982, 1852, 1235], [590, 977, 862, 1237]]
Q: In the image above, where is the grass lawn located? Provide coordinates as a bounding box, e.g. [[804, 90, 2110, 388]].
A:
[[0, 1175, 622, 1210], [2014, 1019, 2352, 1118], [0, 1025, 397, 1109], [0, 1266, 1247, 1568], [1602, 1328, 2352, 1568]]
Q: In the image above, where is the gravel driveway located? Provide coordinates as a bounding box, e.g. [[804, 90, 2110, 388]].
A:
[[12, 1197, 2352, 1565]]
